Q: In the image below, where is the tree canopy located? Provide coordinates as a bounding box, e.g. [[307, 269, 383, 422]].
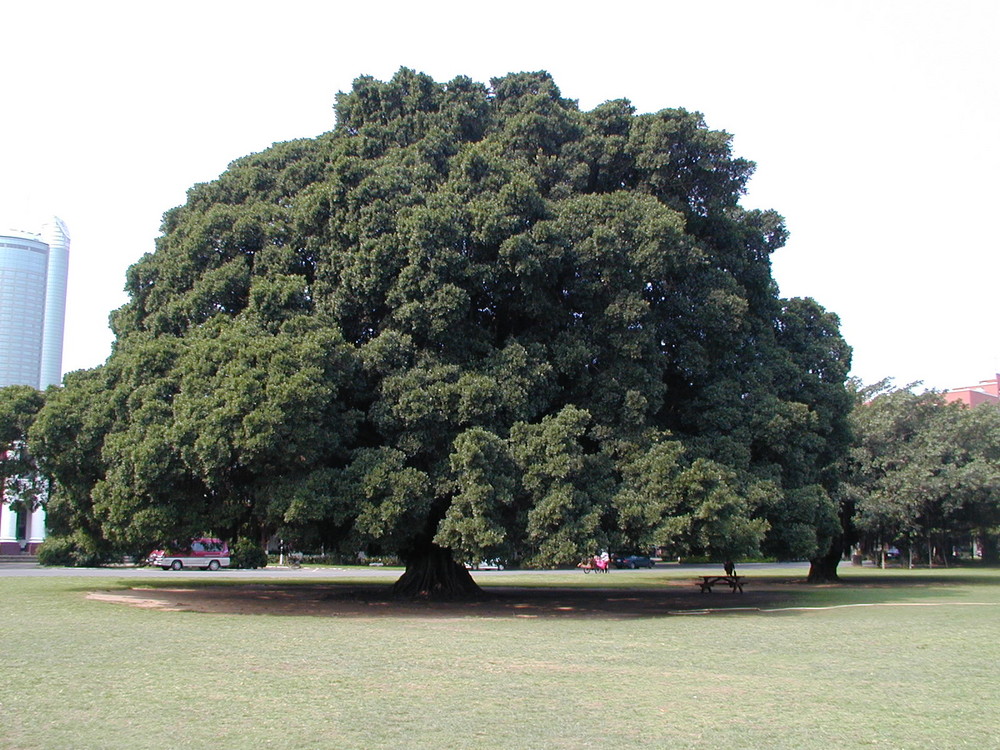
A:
[[33, 69, 853, 593], [847, 382, 1000, 565], [1, 385, 47, 517]]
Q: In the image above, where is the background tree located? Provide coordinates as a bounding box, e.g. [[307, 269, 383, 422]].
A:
[[30, 369, 118, 563], [1, 385, 47, 524], [33, 69, 853, 594], [849, 383, 1000, 565]]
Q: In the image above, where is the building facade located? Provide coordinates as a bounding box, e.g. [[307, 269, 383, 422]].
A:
[[0, 232, 50, 389], [0, 218, 70, 553], [39, 218, 70, 389], [943, 374, 1000, 408]]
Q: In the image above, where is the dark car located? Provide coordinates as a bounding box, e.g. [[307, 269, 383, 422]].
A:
[[613, 554, 654, 569]]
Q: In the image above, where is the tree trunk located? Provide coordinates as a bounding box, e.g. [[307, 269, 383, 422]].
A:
[[807, 539, 842, 583], [391, 543, 484, 600], [981, 532, 998, 564]]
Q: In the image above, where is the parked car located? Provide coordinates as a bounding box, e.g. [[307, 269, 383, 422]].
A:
[[613, 554, 654, 569], [148, 538, 231, 571]]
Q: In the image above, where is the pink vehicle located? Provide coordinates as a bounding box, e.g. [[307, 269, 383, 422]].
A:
[[147, 538, 230, 571], [578, 554, 610, 573]]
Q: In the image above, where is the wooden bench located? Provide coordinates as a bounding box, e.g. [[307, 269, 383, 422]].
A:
[[697, 575, 744, 593]]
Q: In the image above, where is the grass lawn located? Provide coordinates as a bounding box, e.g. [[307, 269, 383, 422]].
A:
[[2, 566, 998, 749]]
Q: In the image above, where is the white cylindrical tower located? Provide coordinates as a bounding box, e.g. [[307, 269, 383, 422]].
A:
[[39, 217, 70, 388], [0, 231, 49, 388]]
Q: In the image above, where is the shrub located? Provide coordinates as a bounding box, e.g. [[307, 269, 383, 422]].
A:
[[37, 536, 76, 566], [37, 532, 110, 567], [231, 538, 268, 569]]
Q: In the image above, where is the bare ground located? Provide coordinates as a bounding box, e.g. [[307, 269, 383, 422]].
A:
[[87, 579, 809, 618]]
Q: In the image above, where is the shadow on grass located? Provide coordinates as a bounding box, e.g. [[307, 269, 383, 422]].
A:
[[86, 575, 1000, 619], [835, 573, 997, 587]]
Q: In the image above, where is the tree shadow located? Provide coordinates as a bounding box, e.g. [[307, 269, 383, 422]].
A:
[[90, 579, 834, 619], [84, 568, 1000, 619]]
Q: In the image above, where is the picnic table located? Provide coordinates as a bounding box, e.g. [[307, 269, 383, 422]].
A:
[[696, 575, 744, 593]]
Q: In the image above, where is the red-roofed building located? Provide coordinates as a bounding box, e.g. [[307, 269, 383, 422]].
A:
[[944, 374, 1000, 408]]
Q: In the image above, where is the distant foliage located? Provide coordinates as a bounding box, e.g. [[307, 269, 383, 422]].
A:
[[848, 382, 1000, 564]]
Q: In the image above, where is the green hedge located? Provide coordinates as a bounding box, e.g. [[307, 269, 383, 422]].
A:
[[230, 539, 268, 569]]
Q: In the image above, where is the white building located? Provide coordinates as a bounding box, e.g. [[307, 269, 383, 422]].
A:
[[39, 218, 70, 389], [0, 217, 69, 553], [0, 232, 50, 388]]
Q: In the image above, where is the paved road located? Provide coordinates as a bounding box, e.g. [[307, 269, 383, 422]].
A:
[[0, 561, 808, 579], [0, 562, 401, 579]]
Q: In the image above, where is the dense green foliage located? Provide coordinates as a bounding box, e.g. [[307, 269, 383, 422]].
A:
[[32, 70, 853, 588], [848, 382, 1000, 564], [0, 385, 47, 518], [230, 537, 268, 569]]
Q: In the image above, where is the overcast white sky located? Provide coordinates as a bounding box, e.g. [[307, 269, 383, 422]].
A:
[[2, 0, 997, 391]]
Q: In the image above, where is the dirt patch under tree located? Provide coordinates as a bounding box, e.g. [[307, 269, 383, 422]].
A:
[[88, 579, 809, 618]]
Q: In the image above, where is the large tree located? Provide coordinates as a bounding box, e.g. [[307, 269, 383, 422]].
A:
[[34, 70, 852, 594]]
